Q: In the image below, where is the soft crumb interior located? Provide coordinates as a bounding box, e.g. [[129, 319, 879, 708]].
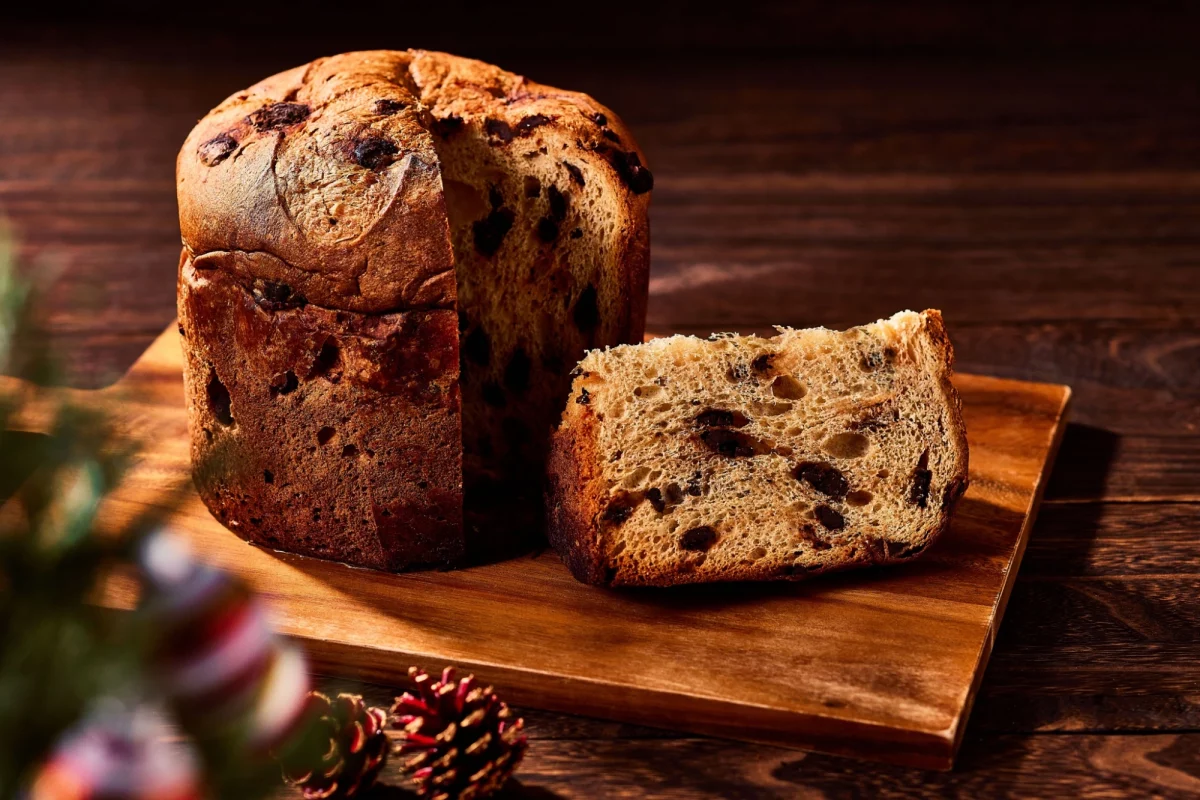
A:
[[571, 313, 963, 584], [434, 125, 626, 490]]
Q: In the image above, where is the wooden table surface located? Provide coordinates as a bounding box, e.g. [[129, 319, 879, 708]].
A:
[[3, 26, 1199, 798]]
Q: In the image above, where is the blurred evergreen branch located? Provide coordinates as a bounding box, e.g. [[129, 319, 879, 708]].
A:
[[0, 226, 300, 799]]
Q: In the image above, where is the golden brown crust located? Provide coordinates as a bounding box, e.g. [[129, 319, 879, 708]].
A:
[[545, 403, 608, 585], [178, 49, 652, 319], [918, 308, 972, 533], [177, 52, 457, 314], [178, 256, 464, 571]]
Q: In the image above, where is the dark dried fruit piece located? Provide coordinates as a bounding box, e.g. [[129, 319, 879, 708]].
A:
[[309, 339, 341, 382], [431, 115, 464, 138], [463, 327, 490, 366], [603, 492, 640, 525], [798, 524, 833, 551], [252, 280, 306, 311], [504, 348, 531, 394], [601, 127, 621, 143], [850, 406, 900, 432], [814, 505, 845, 531], [700, 429, 770, 458], [909, 450, 932, 508], [198, 133, 237, 166], [516, 114, 552, 134], [485, 118, 514, 143], [563, 161, 585, 186], [589, 111, 608, 126], [575, 387, 591, 405], [794, 461, 849, 500], [374, 98, 407, 115], [353, 135, 399, 170], [547, 186, 568, 221], [607, 149, 654, 194], [573, 284, 599, 332], [473, 208, 515, 257], [206, 371, 233, 426], [694, 408, 750, 429], [680, 526, 717, 552], [260, 281, 293, 304], [248, 102, 310, 132], [270, 370, 298, 397], [648, 483, 684, 514]]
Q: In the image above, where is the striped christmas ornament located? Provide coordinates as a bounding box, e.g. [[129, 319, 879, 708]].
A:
[[28, 704, 201, 800], [138, 529, 310, 752]]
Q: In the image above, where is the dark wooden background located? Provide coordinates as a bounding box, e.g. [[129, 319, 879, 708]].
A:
[[3, 2, 1199, 796]]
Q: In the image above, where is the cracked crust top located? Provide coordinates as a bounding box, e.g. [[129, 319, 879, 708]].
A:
[[177, 49, 650, 314]]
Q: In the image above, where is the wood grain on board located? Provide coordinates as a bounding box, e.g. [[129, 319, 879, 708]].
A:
[[4, 327, 1069, 769]]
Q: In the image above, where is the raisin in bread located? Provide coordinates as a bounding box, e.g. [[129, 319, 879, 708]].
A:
[[546, 310, 969, 587], [176, 50, 650, 571]]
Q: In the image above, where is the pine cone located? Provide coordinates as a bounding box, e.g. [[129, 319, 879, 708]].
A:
[[392, 667, 527, 800], [281, 692, 389, 799]]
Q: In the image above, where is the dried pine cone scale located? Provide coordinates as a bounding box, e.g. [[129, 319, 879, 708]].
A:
[[282, 692, 389, 799], [393, 667, 527, 800]]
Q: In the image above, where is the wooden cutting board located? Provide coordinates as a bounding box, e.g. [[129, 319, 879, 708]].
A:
[[6, 326, 1070, 770]]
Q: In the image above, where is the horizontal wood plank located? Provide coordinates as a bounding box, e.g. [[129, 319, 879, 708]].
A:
[[296, 672, 1200, 797], [0, 327, 1065, 770], [500, 733, 1200, 799], [273, 689, 1200, 800]]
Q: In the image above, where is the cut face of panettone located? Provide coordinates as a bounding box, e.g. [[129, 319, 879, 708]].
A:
[[546, 310, 969, 587]]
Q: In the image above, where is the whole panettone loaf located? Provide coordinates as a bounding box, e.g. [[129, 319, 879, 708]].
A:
[[177, 50, 651, 571], [546, 311, 969, 587]]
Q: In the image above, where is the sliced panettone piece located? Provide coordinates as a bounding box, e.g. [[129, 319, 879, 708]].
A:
[[545, 310, 969, 587]]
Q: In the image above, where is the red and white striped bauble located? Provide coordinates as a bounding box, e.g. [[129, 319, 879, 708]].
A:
[[138, 530, 310, 752], [29, 704, 201, 800]]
